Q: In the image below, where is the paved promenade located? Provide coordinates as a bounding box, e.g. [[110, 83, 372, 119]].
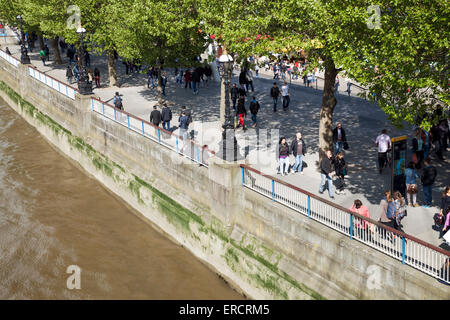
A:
[[2, 32, 449, 248]]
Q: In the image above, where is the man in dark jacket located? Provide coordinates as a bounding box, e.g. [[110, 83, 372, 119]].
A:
[[249, 97, 260, 127], [230, 84, 239, 109], [319, 150, 334, 199], [150, 105, 162, 127], [239, 69, 248, 91], [270, 82, 280, 112], [161, 103, 172, 131], [192, 68, 201, 94], [332, 122, 347, 156], [421, 157, 437, 207], [290, 132, 307, 174], [178, 111, 190, 153]]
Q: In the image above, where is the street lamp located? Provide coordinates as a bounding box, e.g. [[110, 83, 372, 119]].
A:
[[217, 52, 241, 162], [76, 27, 93, 95], [16, 15, 30, 64]]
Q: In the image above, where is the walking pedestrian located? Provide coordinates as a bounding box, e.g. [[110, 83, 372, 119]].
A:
[[178, 111, 190, 153], [246, 68, 254, 92], [192, 68, 200, 94], [39, 48, 46, 66], [412, 128, 425, 169], [334, 152, 347, 195], [72, 64, 80, 83], [230, 83, 239, 109], [278, 137, 290, 176], [84, 51, 90, 67], [5, 47, 11, 55], [345, 77, 352, 96], [147, 67, 153, 88], [161, 72, 167, 96], [421, 157, 437, 208], [290, 132, 307, 174], [113, 92, 123, 110], [376, 129, 391, 174], [236, 96, 247, 131], [334, 75, 340, 95], [150, 105, 162, 127], [281, 81, 290, 111], [161, 103, 172, 131], [176, 68, 183, 86], [239, 69, 248, 91], [249, 96, 260, 127], [94, 67, 101, 88], [405, 161, 419, 207], [440, 186, 450, 219], [332, 122, 347, 156], [43, 44, 50, 61], [66, 65, 73, 84], [270, 82, 280, 112], [318, 150, 335, 199], [184, 69, 192, 89]]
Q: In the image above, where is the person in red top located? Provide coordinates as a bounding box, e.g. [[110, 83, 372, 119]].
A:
[[349, 199, 372, 240], [184, 69, 191, 89]]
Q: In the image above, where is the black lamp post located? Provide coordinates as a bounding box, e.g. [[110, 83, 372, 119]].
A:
[[217, 52, 241, 161], [16, 15, 30, 64], [76, 27, 93, 95]]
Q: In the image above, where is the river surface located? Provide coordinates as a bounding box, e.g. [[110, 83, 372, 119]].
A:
[[0, 98, 243, 299]]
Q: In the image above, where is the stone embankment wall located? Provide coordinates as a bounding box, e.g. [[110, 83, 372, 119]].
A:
[[0, 58, 448, 300]]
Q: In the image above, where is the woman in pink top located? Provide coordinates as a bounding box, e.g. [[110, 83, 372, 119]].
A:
[[350, 199, 372, 240]]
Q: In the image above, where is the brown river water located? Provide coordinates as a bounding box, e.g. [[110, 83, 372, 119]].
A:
[[0, 98, 243, 299]]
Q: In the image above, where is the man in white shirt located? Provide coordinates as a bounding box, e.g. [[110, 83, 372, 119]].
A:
[[281, 81, 290, 111], [376, 129, 392, 174]]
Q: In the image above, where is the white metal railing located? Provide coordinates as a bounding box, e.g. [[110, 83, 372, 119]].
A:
[[241, 165, 450, 285], [28, 66, 77, 100], [91, 97, 214, 167], [0, 48, 19, 67]]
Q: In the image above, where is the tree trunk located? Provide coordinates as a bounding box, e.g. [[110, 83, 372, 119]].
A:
[[318, 57, 338, 163], [107, 50, 118, 87], [37, 33, 44, 50], [49, 38, 62, 64], [157, 61, 163, 105]]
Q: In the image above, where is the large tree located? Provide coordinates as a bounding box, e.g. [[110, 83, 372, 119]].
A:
[[105, 0, 208, 103], [199, 0, 449, 159]]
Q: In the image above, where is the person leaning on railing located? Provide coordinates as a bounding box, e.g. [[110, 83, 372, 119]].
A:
[[349, 199, 373, 238], [378, 190, 396, 230]]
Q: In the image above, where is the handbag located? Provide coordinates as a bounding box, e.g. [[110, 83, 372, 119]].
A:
[[407, 184, 418, 194], [343, 141, 349, 150], [434, 213, 444, 226]]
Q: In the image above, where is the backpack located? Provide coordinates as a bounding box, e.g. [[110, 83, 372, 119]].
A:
[[114, 97, 123, 110]]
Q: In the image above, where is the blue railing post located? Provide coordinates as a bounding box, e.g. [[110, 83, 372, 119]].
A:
[[307, 195, 311, 218], [272, 180, 275, 201], [176, 137, 179, 153], [91, 99, 94, 111], [65, 86, 68, 96], [241, 167, 245, 186], [158, 129, 161, 144], [402, 237, 406, 264], [350, 214, 354, 239], [196, 146, 199, 163], [58, 82, 61, 93], [127, 115, 130, 128], [141, 121, 145, 135], [102, 103, 105, 115], [114, 108, 116, 121]]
